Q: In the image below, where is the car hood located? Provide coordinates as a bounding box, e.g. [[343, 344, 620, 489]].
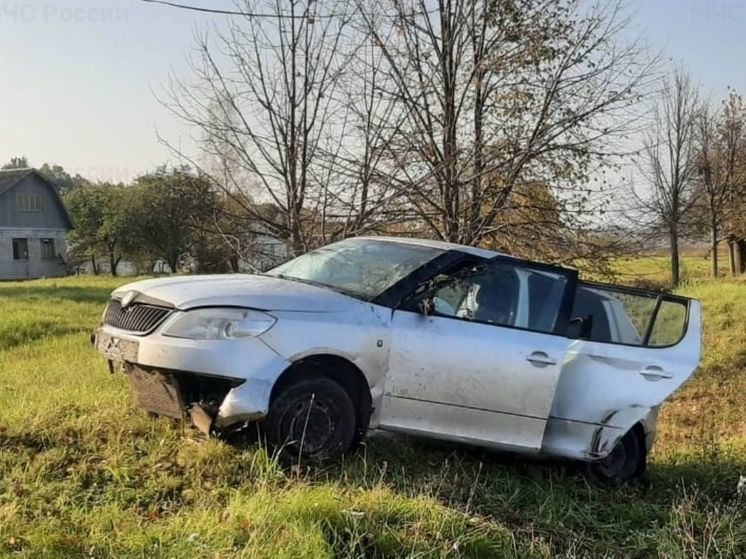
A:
[[111, 274, 363, 312]]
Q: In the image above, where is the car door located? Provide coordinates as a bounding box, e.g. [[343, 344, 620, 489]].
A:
[[378, 257, 578, 453], [546, 283, 701, 457]]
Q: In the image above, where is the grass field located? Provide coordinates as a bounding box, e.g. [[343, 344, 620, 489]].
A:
[[0, 264, 744, 558], [612, 254, 731, 287]]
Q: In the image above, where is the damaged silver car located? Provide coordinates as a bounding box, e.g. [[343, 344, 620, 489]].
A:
[[93, 237, 701, 482]]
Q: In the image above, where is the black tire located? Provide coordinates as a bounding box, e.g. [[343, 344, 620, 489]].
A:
[[591, 428, 646, 484], [262, 376, 357, 463]]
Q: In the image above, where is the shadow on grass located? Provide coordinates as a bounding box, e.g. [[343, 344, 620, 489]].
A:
[[326, 434, 743, 523], [226, 425, 742, 502], [229, 426, 742, 523], [318, 434, 743, 556]]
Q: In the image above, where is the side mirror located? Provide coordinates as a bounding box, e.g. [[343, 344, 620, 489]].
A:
[[418, 295, 435, 317], [569, 315, 593, 339]]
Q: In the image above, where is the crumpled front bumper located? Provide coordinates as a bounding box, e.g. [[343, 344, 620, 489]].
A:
[[93, 322, 291, 428]]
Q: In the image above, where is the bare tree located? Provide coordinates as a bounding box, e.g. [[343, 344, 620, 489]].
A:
[[314, 4, 409, 241], [160, 0, 359, 256], [357, 0, 655, 248], [695, 104, 726, 277], [158, 0, 654, 268], [637, 67, 702, 286]]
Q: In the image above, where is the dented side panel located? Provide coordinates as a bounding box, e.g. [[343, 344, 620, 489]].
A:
[[544, 301, 701, 459], [259, 304, 393, 414], [380, 309, 570, 452]]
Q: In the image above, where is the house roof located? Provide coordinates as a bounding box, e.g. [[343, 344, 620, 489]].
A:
[[0, 168, 74, 229], [0, 168, 34, 196]]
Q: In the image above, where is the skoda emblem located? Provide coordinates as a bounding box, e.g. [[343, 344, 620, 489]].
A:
[[120, 290, 138, 309]]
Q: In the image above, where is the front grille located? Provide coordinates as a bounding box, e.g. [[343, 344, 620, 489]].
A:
[[103, 299, 172, 334]]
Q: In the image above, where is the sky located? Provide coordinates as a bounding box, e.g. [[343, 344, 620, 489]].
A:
[[1, 0, 745, 183]]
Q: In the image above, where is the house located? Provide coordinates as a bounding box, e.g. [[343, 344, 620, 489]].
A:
[[0, 168, 72, 280], [243, 224, 290, 271]]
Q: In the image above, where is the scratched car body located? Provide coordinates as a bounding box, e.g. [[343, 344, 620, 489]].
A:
[[93, 237, 701, 481]]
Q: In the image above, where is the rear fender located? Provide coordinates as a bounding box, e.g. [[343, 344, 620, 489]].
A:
[[590, 406, 654, 459]]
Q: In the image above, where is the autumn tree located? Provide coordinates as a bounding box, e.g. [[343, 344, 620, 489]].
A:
[[718, 94, 746, 274], [692, 93, 746, 277]]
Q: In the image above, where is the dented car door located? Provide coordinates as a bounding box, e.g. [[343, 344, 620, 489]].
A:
[[543, 284, 701, 460], [379, 257, 578, 453]]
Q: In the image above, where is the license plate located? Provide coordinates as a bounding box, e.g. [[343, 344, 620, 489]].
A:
[[95, 331, 139, 362]]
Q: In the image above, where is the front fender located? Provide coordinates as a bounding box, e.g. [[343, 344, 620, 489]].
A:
[[214, 352, 290, 428]]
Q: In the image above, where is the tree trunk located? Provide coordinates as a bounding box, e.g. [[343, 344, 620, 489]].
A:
[[728, 238, 737, 276], [90, 254, 99, 276], [288, 210, 304, 257], [737, 239, 746, 274], [734, 241, 742, 275], [167, 256, 179, 274], [440, 3, 459, 243], [109, 252, 119, 277], [710, 225, 718, 278], [670, 228, 681, 287]]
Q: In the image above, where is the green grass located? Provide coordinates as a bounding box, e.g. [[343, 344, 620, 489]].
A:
[[0, 273, 744, 558], [612, 254, 732, 288]]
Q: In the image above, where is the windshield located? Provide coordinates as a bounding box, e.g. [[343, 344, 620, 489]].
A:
[[266, 239, 444, 300]]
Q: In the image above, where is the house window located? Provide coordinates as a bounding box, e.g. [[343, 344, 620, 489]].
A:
[[16, 192, 44, 212], [40, 238, 56, 260], [12, 238, 29, 260]]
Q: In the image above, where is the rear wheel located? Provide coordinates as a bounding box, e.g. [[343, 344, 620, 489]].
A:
[[262, 376, 356, 463], [591, 428, 646, 484]]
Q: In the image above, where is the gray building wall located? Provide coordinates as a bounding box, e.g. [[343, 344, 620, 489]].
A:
[[0, 174, 70, 280], [0, 229, 68, 280], [0, 174, 71, 229]]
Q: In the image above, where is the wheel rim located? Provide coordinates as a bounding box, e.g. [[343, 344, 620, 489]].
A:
[[278, 394, 339, 455]]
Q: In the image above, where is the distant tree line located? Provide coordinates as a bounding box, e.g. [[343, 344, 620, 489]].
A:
[[1, 156, 87, 193], [63, 166, 271, 276], [0, 156, 270, 276], [635, 69, 746, 286]]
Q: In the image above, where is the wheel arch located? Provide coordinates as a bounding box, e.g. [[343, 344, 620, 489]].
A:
[[591, 405, 657, 458], [270, 353, 373, 436]]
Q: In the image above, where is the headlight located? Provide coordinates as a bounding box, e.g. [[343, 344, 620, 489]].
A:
[[162, 308, 276, 340]]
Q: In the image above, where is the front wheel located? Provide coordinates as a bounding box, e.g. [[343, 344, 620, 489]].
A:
[[262, 376, 356, 463], [591, 428, 646, 484]]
